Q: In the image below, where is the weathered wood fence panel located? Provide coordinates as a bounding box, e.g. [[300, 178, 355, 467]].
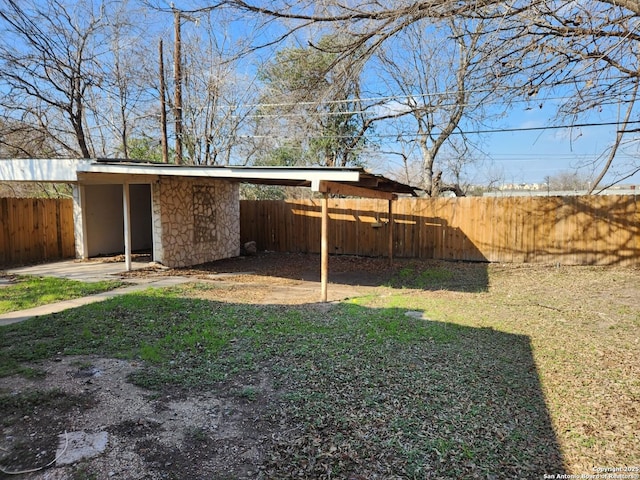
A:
[[3, 195, 637, 268], [0, 197, 75, 267], [240, 195, 640, 266]]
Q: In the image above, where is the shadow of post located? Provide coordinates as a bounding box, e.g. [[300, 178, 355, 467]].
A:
[[240, 196, 640, 268]]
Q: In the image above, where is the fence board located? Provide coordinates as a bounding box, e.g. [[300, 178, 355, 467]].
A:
[[0, 199, 7, 264], [240, 195, 640, 267], [4, 194, 638, 268], [0, 197, 75, 267]]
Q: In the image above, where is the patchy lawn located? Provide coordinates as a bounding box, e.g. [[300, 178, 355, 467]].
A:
[[0, 276, 123, 314], [0, 256, 638, 479]]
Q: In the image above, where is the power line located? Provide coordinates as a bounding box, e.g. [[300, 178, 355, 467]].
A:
[[219, 86, 638, 121], [240, 119, 640, 140], [216, 75, 634, 111], [237, 94, 608, 119], [448, 120, 640, 135]]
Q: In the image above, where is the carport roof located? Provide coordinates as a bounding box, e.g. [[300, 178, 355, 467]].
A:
[[82, 160, 419, 197], [0, 158, 419, 198]]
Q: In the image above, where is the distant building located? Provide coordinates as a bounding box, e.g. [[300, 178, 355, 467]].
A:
[[485, 184, 638, 197]]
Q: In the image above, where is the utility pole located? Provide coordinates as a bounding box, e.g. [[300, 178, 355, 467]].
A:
[[173, 8, 183, 164], [159, 39, 169, 163]]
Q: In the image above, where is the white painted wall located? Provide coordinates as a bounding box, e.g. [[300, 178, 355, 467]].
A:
[[83, 183, 153, 257]]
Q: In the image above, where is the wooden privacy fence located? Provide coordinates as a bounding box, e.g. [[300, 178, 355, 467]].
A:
[[0, 197, 75, 267], [2, 195, 638, 268], [240, 195, 640, 266]]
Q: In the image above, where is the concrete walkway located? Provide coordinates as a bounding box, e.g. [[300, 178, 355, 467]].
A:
[[3, 259, 152, 282], [0, 260, 191, 326]]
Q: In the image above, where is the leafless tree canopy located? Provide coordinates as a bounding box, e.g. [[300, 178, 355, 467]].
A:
[[218, 0, 640, 191], [0, 0, 105, 157], [1, 0, 639, 193]]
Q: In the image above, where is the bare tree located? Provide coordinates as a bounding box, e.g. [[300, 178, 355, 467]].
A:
[[544, 170, 592, 191], [0, 116, 69, 195], [3, 0, 637, 190], [167, 9, 260, 165], [0, 0, 109, 158], [218, 0, 640, 191], [88, 0, 156, 158], [0, 118, 57, 158], [371, 18, 499, 195], [492, 0, 640, 191], [217, 0, 504, 57]]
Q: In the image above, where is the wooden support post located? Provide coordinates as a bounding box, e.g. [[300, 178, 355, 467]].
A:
[[173, 8, 183, 164], [123, 183, 132, 271], [158, 39, 169, 164], [320, 192, 329, 302], [388, 198, 394, 266]]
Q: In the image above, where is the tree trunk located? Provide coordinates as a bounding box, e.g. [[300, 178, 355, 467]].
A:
[[71, 89, 91, 159]]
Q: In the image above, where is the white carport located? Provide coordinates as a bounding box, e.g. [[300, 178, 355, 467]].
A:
[[0, 159, 418, 302]]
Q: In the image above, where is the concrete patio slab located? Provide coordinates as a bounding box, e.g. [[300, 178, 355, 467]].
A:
[[4, 259, 151, 282]]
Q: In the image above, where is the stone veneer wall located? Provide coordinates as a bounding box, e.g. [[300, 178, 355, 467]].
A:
[[152, 177, 240, 268]]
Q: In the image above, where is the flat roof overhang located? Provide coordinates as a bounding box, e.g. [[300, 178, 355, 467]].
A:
[[2, 158, 419, 302], [76, 161, 418, 197], [78, 161, 419, 301], [0, 158, 419, 197], [0, 159, 92, 182]]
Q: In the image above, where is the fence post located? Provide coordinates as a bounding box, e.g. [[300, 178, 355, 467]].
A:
[[388, 198, 394, 266]]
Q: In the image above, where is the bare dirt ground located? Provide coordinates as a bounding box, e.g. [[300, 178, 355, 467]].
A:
[[1, 355, 277, 479], [1, 253, 638, 479]]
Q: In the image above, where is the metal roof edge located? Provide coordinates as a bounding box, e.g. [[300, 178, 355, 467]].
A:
[[0, 158, 419, 195]]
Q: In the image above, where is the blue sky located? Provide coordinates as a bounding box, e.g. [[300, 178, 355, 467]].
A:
[[6, 0, 639, 188], [133, 3, 640, 188], [481, 104, 639, 186], [366, 93, 639, 187], [101, 0, 640, 188]]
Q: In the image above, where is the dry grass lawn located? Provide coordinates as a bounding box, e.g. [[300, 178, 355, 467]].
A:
[[1, 254, 638, 478]]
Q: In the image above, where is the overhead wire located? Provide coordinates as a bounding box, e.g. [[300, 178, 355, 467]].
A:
[[216, 75, 635, 112], [159, 0, 640, 171], [238, 119, 640, 140]]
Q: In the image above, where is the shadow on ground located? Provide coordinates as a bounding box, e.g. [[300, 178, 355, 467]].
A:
[[174, 252, 490, 293], [0, 292, 563, 479]]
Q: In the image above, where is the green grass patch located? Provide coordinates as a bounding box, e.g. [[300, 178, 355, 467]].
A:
[[0, 284, 562, 477], [386, 263, 454, 289], [237, 386, 259, 401], [0, 275, 123, 313], [0, 288, 449, 389], [1, 263, 639, 477]]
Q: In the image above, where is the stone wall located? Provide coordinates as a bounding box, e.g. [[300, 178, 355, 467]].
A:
[[152, 177, 240, 268]]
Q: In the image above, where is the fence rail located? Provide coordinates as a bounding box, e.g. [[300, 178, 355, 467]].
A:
[[0, 197, 75, 267], [2, 195, 638, 268], [240, 195, 640, 266]]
